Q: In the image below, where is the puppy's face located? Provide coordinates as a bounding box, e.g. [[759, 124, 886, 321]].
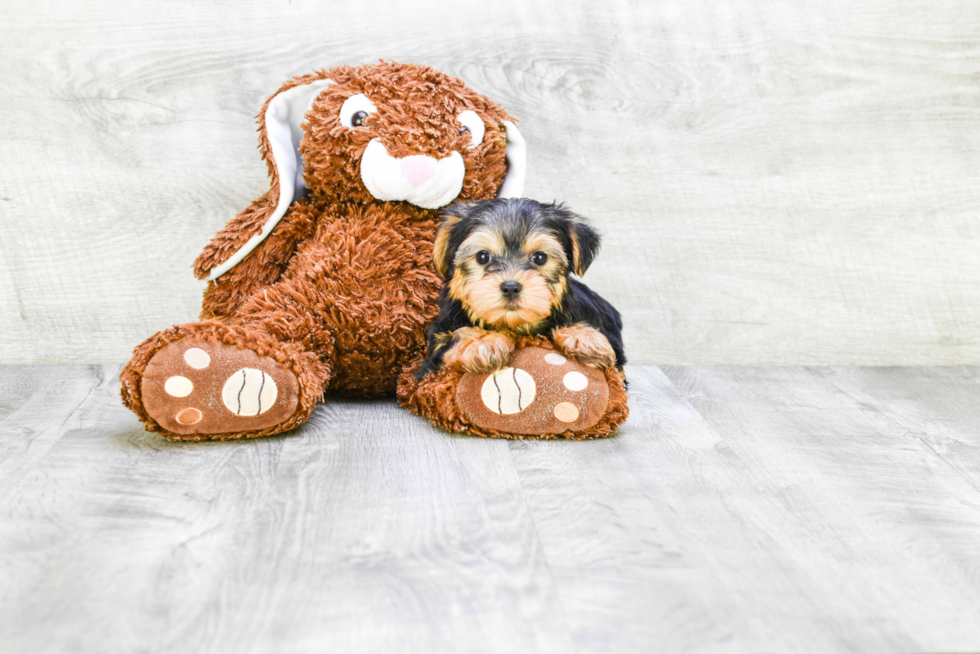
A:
[[434, 199, 601, 332]]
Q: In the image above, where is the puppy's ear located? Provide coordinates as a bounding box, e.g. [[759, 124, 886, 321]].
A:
[[569, 218, 601, 276], [549, 205, 601, 276], [433, 204, 468, 278]]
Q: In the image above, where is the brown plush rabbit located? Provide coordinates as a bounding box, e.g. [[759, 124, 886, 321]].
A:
[[120, 61, 626, 441]]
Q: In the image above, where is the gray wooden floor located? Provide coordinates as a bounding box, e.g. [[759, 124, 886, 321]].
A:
[[2, 365, 980, 653]]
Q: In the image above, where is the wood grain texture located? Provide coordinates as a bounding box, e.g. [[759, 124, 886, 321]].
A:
[[0, 365, 572, 654], [2, 0, 980, 365], [3, 364, 980, 652], [659, 365, 980, 652]]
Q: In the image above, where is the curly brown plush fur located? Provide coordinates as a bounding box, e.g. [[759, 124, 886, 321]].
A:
[[120, 62, 513, 440]]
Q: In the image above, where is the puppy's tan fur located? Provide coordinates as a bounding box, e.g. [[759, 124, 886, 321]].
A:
[[552, 323, 617, 370], [447, 226, 567, 334], [441, 326, 516, 372]]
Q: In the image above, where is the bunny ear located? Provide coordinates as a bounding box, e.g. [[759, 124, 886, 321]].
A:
[[495, 120, 526, 199], [206, 78, 335, 281]]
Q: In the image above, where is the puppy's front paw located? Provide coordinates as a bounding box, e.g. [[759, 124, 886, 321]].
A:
[[443, 327, 515, 373], [552, 323, 617, 370]]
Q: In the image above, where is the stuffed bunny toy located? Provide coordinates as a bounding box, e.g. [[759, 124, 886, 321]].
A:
[[120, 61, 626, 441]]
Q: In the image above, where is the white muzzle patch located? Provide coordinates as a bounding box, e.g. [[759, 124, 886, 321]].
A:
[[360, 138, 465, 209]]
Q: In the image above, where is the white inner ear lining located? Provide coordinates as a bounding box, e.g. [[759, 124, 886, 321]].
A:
[[497, 120, 526, 199], [206, 79, 334, 281]]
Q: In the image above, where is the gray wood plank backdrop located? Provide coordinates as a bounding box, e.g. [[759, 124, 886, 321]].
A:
[[2, 0, 980, 365]]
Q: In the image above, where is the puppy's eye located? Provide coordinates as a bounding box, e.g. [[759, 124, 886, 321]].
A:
[[340, 93, 377, 129], [476, 250, 491, 265], [531, 251, 548, 266], [457, 110, 485, 149]]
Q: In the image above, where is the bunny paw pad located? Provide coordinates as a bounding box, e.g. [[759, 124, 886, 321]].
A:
[[456, 346, 610, 436], [141, 339, 299, 436]]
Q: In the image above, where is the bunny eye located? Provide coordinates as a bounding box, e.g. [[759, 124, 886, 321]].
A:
[[340, 93, 377, 129], [457, 110, 485, 149]]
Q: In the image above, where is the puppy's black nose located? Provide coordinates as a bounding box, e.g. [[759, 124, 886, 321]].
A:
[[500, 281, 523, 299]]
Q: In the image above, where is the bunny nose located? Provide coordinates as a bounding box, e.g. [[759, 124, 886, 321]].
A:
[[400, 155, 437, 186], [500, 281, 523, 299]]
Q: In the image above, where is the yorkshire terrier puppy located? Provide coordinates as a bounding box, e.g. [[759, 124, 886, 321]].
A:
[[417, 198, 625, 378]]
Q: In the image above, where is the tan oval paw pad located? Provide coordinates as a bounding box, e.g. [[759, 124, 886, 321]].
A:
[[176, 407, 203, 426], [553, 402, 580, 423]]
